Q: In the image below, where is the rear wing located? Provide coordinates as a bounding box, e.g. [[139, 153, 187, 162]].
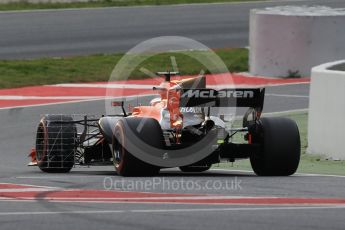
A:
[[179, 88, 265, 110]]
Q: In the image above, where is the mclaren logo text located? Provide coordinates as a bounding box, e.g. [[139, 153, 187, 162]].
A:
[[181, 90, 254, 99]]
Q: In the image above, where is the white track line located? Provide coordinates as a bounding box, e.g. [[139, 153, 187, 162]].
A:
[[53, 83, 156, 89], [0, 96, 108, 100], [261, 108, 308, 116], [0, 94, 155, 110], [0, 205, 344, 216], [211, 168, 254, 173], [296, 173, 345, 178], [0, 196, 278, 201], [266, 93, 309, 98], [210, 168, 345, 178], [211, 82, 309, 89], [0, 183, 60, 190], [233, 109, 308, 120], [15, 175, 113, 179], [0, 188, 56, 192]]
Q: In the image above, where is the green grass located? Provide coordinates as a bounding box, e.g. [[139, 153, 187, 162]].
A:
[[214, 112, 345, 176], [0, 48, 248, 89], [0, 0, 263, 11]]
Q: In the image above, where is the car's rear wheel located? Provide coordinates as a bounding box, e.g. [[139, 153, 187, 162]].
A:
[[113, 117, 162, 177], [36, 115, 76, 173], [250, 117, 301, 176]]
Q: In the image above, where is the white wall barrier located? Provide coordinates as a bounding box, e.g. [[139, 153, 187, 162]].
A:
[[250, 6, 345, 78], [308, 60, 345, 160]]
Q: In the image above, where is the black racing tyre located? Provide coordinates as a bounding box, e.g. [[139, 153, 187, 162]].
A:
[[113, 117, 163, 177], [36, 115, 76, 173], [179, 165, 211, 173], [250, 117, 301, 176]]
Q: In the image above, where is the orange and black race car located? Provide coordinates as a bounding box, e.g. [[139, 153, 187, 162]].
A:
[[29, 72, 301, 176]]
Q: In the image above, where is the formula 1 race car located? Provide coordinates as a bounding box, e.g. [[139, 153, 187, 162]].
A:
[[29, 72, 301, 176]]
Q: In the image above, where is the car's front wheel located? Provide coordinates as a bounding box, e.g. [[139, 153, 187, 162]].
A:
[[36, 115, 76, 173]]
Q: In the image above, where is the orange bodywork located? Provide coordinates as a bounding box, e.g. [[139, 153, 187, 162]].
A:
[[27, 148, 37, 166], [132, 103, 165, 122], [131, 77, 202, 130]]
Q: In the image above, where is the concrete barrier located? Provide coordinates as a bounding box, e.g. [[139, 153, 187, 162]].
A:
[[250, 6, 345, 78], [308, 60, 345, 160]]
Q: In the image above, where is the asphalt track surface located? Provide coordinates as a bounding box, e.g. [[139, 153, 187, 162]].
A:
[[1, 1, 345, 229], [0, 0, 345, 59], [1, 83, 345, 230]]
